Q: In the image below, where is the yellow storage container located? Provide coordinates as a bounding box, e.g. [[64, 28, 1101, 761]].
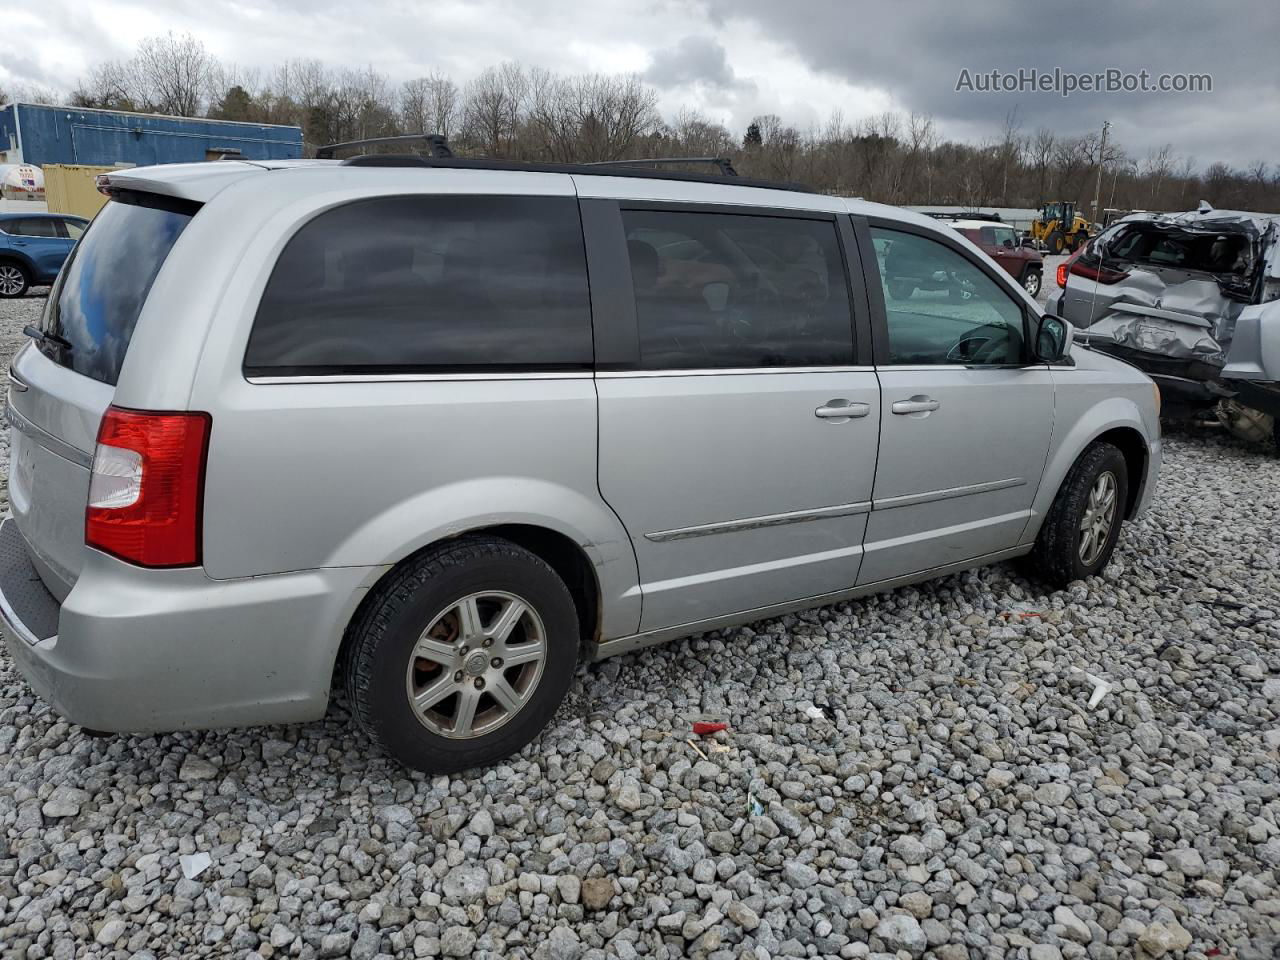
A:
[[43, 164, 114, 220]]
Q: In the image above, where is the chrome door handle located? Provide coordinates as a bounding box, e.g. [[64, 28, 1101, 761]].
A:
[[891, 397, 940, 415], [815, 400, 870, 421]]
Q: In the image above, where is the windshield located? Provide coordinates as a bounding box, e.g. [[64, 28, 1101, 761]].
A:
[[39, 195, 195, 385]]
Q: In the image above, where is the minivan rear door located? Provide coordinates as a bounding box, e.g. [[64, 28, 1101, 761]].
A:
[[7, 194, 195, 597], [584, 194, 880, 633]]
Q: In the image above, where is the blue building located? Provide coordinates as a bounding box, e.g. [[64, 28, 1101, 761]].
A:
[[0, 102, 303, 168]]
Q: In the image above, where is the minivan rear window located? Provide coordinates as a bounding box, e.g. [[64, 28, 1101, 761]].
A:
[[39, 194, 195, 385]]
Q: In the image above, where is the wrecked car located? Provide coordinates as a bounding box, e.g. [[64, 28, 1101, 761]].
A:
[[1047, 204, 1280, 448]]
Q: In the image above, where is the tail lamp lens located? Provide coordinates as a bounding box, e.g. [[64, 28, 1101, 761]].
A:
[[1069, 259, 1131, 285], [85, 407, 211, 567]]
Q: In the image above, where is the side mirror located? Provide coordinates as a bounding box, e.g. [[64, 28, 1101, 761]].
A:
[[1033, 314, 1073, 364]]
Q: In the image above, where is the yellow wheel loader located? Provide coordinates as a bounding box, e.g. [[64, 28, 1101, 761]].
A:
[[1031, 201, 1092, 254]]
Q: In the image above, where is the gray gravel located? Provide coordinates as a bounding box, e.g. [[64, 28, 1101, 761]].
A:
[[2, 292, 1279, 959]]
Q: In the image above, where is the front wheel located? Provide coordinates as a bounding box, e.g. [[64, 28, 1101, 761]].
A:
[[344, 536, 579, 773], [1025, 442, 1128, 587]]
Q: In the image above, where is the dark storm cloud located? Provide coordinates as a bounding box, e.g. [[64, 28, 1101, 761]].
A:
[[644, 36, 739, 90], [705, 0, 1280, 168]]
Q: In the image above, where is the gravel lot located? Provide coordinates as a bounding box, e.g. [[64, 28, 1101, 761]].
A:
[[1, 292, 1278, 960]]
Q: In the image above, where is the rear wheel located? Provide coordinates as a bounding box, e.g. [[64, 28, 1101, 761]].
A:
[[887, 279, 914, 300], [344, 536, 579, 773], [0, 261, 30, 298], [1021, 268, 1042, 298], [1025, 442, 1128, 587]]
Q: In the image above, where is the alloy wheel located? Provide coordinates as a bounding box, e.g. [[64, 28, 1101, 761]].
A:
[[404, 591, 547, 739], [1078, 470, 1118, 566], [0, 265, 24, 296]]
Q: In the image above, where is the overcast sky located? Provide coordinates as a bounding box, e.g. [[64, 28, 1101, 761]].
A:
[[4, 0, 1277, 170]]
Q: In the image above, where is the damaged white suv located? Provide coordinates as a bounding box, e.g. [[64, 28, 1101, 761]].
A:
[[1048, 203, 1280, 448]]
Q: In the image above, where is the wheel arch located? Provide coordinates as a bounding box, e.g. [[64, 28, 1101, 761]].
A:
[[1092, 425, 1148, 519], [0, 251, 36, 276], [1027, 399, 1153, 544], [335, 521, 618, 688]]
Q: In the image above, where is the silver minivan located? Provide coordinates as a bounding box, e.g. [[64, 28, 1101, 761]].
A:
[[0, 151, 1161, 772]]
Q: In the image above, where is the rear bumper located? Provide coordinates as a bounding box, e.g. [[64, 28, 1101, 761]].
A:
[[0, 517, 380, 733]]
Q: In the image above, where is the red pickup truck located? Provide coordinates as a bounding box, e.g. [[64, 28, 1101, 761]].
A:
[[951, 219, 1044, 298]]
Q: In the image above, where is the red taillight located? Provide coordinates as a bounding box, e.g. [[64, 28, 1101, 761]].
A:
[[85, 407, 211, 568], [1056, 261, 1069, 288], [1069, 259, 1130, 285]]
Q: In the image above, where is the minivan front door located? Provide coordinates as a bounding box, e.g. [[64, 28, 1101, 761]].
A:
[[858, 221, 1054, 584], [587, 200, 880, 633]]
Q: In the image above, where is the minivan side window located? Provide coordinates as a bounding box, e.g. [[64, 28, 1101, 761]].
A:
[[621, 209, 855, 369], [871, 227, 1026, 366], [245, 196, 593, 375]]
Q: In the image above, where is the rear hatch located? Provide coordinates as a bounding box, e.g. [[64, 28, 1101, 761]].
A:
[[7, 192, 195, 599]]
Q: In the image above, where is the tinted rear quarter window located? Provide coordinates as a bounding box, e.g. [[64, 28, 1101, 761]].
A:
[[245, 195, 593, 375], [40, 196, 194, 385]]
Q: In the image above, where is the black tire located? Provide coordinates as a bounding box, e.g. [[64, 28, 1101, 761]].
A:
[[1021, 268, 1042, 298], [0, 260, 31, 298], [343, 535, 579, 773], [1025, 441, 1128, 588], [1046, 230, 1066, 255], [887, 279, 914, 300]]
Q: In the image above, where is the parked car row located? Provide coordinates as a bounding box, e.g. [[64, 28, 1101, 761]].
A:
[[1, 155, 1160, 772]]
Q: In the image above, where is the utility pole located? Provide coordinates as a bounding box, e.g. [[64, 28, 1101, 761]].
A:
[[1092, 120, 1110, 224]]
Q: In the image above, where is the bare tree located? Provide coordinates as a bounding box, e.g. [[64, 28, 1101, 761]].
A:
[[71, 60, 140, 110], [1, 83, 60, 106], [525, 70, 661, 162], [400, 72, 459, 137], [1029, 128, 1056, 201], [461, 62, 528, 156], [134, 33, 217, 116], [1140, 143, 1174, 208]]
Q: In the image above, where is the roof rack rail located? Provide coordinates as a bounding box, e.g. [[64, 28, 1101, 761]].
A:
[[585, 157, 738, 177], [316, 133, 453, 160], [923, 211, 1004, 223], [319, 154, 815, 193]]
